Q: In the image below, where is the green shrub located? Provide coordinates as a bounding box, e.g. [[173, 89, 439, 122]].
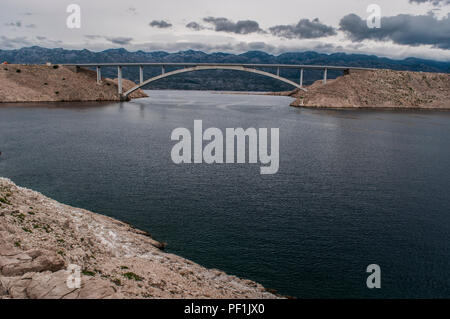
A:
[[122, 272, 143, 281]]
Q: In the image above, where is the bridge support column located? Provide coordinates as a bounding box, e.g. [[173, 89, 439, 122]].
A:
[[139, 66, 144, 84], [162, 66, 165, 74], [323, 68, 328, 84], [118, 66, 123, 95], [300, 68, 304, 88], [96, 66, 101, 84], [277, 67, 280, 77]]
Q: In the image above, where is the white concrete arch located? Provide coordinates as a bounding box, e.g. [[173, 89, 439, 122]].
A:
[[124, 65, 307, 97]]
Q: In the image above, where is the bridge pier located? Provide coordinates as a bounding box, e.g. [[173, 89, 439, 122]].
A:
[[162, 66, 165, 74], [300, 68, 304, 88], [139, 66, 144, 84], [117, 66, 123, 95], [96, 66, 101, 84], [323, 68, 328, 84], [277, 67, 280, 77]]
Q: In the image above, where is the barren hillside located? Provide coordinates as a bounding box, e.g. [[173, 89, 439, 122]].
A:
[[0, 64, 147, 103], [289, 69, 449, 109]]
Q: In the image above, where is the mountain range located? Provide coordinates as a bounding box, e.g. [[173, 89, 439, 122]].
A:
[[1, 46, 449, 91]]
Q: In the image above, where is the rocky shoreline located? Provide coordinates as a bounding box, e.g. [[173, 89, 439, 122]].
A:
[[0, 178, 278, 299]]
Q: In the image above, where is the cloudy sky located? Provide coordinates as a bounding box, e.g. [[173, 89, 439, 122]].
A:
[[1, 0, 449, 61]]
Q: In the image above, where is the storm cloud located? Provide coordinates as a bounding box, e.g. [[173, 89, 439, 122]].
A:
[[149, 20, 172, 29], [186, 22, 205, 31], [203, 17, 264, 34], [269, 18, 337, 39], [339, 13, 450, 49]]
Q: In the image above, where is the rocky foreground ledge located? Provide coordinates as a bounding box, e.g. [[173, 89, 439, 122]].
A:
[[0, 178, 277, 299]]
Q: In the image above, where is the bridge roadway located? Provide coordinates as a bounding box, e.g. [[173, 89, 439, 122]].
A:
[[62, 63, 375, 98]]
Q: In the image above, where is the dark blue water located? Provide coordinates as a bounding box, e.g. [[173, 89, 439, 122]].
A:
[[1, 90, 449, 298]]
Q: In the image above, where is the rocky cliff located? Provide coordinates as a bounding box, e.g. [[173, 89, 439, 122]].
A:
[[0, 64, 147, 103], [289, 69, 449, 109], [0, 178, 277, 299]]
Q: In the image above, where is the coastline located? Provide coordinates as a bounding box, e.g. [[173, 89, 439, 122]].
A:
[[0, 177, 279, 299]]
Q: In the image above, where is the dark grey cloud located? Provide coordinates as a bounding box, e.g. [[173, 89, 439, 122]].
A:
[[269, 18, 337, 39], [186, 22, 205, 31], [340, 13, 450, 49], [105, 37, 133, 45], [203, 17, 264, 34], [149, 20, 172, 28], [409, 0, 450, 5]]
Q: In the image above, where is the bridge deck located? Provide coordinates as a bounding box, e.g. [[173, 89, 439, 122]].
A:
[[62, 63, 376, 71]]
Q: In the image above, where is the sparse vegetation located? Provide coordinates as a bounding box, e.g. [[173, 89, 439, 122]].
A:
[[82, 270, 96, 276], [42, 224, 52, 233], [0, 197, 11, 205], [123, 272, 143, 281], [22, 227, 32, 233]]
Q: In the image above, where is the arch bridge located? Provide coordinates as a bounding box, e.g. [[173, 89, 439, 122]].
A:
[[64, 63, 375, 99]]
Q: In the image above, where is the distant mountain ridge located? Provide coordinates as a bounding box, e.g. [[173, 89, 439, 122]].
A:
[[1, 46, 448, 91]]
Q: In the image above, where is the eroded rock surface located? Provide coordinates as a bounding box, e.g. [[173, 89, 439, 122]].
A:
[[0, 178, 278, 299], [288, 69, 450, 109]]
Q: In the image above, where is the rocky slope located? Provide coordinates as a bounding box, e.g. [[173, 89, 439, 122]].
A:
[[289, 69, 449, 109], [0, 178, 277, 299], [0, 64, 148, 103]]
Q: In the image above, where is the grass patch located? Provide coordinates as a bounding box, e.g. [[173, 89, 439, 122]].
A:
[[28, 211, 35, 215], [82, 270, 96, 277], [14, 241, 21, 247], [0, 197, 11, 205], [122, 272, 143, 281], [22, 227, 32, 233], [120, 266, 129, 270]]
